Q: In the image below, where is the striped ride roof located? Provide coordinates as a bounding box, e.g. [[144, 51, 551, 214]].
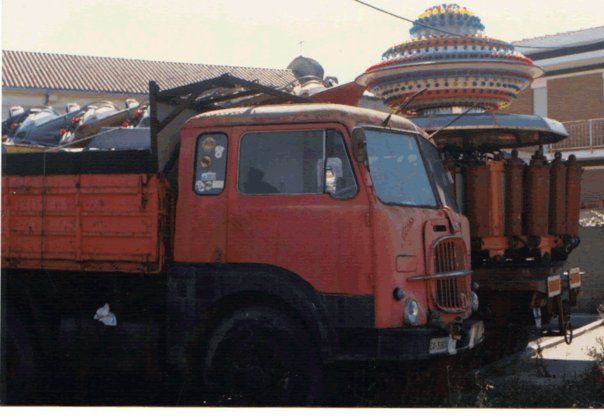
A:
[[2, 50, 297, 94]]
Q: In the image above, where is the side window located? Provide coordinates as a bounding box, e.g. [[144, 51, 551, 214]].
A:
[[194, 133, 227, 195], [238, 129, 358, 198], [239, 130, 323, 194]]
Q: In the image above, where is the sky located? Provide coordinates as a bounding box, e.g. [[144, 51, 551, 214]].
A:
[[2, 0, 603, 84]]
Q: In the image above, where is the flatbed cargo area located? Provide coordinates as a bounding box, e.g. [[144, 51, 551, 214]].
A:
[[2, 150, 165, 274]]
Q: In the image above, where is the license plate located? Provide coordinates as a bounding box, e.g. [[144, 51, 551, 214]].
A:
[[429, 337, 451, 354], [547, 275, 562, 297], [569, 267, 582, 289]]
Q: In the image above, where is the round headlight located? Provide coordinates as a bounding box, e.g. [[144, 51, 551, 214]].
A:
[[403, 299, 419, 326], [470, 291, 479, 312]]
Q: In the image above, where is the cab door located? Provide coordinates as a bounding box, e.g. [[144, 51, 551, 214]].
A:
[[173, 128, 230, 263], [225, 125, 373, 295]]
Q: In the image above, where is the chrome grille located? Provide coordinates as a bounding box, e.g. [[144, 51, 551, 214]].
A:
[[436, 276, 466, 310], [432, 239, 470, 312], [434, 239, 464, 273]]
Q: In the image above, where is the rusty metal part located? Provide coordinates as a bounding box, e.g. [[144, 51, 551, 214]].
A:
[[505, 149, 524, 237], [464, 162, 490, 239], [525, 150, 550, 237], [549, 152, 567, 235], [472, 264, 565, 294], [464, 158, 506, 257], [565, 155, 583, 237], [556, 297, 573, 345], [487, 160, 505, 240]]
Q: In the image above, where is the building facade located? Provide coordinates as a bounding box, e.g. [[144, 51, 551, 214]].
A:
[[508, 27, 604, 209]]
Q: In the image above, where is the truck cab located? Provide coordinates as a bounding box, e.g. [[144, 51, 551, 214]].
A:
[[166, 103, 483, 402]]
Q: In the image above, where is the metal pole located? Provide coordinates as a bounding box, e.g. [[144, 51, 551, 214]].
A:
[[589, 119, 593, 152], [149, 80, 159, 173]]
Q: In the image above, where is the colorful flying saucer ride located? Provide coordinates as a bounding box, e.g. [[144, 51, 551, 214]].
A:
[[355, 3, 566, 150], [356, 3, 543, 115]]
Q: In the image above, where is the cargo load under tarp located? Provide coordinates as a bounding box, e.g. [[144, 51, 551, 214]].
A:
[[86, 128, 150, 151]]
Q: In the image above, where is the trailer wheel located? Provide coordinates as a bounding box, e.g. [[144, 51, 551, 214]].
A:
[[5, 312, 38, 404], [201, 306, 323, 406]]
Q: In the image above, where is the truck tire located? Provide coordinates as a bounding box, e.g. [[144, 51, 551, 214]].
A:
[[201, 306, 323, 406], [5, 312, 38, 404]]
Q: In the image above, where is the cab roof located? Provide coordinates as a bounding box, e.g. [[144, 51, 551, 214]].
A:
[[184, 103, 423, 135]]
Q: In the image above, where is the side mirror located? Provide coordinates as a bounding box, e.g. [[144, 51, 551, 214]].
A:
[[324, 157, 357, 199], [325, 168, 336, 194], [351, 128, 367, 165]]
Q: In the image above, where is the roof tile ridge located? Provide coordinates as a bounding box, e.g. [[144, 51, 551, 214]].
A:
[[4, 50, 293, 74], [513, 25, 604, 44]]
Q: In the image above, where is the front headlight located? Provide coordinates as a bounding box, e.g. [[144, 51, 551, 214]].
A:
[[470, 291, 479, 312], [403, 299, 419, 325]]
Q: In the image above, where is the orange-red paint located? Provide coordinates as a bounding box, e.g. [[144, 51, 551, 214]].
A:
[[549, 154, 567, 235], [2, 174, 165, 273], [565, 155, 582, 237], [525, 152, 550, 237], [505, 151, 524, 237]]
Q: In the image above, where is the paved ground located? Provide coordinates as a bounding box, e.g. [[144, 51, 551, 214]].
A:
[[485, 314, 604, 387]]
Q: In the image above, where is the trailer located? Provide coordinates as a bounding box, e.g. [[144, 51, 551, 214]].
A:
[[412, 113, 583, 356]]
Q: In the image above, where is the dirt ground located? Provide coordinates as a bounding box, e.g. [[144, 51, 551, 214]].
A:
[[8, 316, 604, 408]]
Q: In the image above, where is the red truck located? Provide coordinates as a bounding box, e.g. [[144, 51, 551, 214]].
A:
[[2, 75, 483, 405]]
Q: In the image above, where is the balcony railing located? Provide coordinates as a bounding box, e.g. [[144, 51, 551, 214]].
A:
[[550, 118, 604, 151]]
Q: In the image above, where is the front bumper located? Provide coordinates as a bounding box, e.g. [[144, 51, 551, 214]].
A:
[[333, 319, 485, 362]]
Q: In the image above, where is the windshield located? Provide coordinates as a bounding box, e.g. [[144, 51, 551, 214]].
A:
[[418, 139, 459, 212], [365, 129, 437, 207]]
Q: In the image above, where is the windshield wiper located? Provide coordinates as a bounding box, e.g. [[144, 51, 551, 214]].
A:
[[426, 102, 479, 140], [382, 88, 428, 127]]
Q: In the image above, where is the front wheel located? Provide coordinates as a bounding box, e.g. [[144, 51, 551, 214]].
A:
[[201, 306, 323, 406]]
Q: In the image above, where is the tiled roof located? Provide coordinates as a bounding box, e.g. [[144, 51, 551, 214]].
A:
[[2, 50, 297, 94], [514, 26, 604, 55]]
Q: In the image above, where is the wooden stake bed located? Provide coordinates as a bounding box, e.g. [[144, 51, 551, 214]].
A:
[[2, 158, 166, 274]]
